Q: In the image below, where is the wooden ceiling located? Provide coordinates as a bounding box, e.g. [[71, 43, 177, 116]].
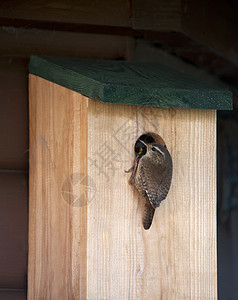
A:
[[0, 0, 237, 85]]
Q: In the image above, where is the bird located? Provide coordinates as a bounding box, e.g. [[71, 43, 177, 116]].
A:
[[126, 132, 172, 230]]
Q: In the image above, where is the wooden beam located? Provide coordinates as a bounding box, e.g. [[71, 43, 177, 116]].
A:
[[0, 26, 134, 59], [138, 31, 238, 83], [132, 0, 182, 31], [0, 0, 237, 72], [182, 0, 238, 66], [0, 0, 131, 27], [132, 0, 238, 66]]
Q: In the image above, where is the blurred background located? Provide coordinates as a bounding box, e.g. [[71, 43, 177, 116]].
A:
[[0, 1, 237, 299]]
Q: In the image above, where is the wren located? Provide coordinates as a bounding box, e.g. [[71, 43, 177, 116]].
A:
[[126, 132, 173, 230]]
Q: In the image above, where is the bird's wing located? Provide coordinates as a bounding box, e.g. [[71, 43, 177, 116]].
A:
[[139, 161, 172, 209]]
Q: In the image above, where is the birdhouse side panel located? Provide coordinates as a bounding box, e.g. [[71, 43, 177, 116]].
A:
[[29, 75, 88, 299]]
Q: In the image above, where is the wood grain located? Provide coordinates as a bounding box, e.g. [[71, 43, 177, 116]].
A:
[[29, 75, 88, 299], [29, 75, 217, 299], [182, 0, 238, 67], [132, 0, 182, 31], [29, 56, 232, 110], [0, 27, 132, 60], [87, 99, 217, 299], [1, 0, 237, 69], [0, 0, 130, 27]]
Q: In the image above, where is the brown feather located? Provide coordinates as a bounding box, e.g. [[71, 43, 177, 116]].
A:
[[143, 199, 155, 230]]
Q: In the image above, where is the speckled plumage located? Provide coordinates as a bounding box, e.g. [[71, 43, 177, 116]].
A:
[[127, 133, 172, 230]]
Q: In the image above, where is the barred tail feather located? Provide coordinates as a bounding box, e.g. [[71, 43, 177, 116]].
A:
[[143, 201, 155, 230]]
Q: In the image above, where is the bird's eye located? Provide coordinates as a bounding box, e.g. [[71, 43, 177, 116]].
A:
[[135, 146, 142, 154], [135, 140, 147, 157], [151, 147, 157, 152]]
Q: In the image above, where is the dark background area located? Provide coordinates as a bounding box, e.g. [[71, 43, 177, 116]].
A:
[[0, 1, 237, 299]]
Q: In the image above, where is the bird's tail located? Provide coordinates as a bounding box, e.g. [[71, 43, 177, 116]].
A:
[[143, 201, 155, 230]]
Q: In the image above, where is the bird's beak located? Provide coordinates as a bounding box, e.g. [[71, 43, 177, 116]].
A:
[[129, 157, 139, 183], [125, 155, 140, 183], [125, 139, 148, 183]]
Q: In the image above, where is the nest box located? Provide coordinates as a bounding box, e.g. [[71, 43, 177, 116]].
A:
[[28, 56, 232, 299]]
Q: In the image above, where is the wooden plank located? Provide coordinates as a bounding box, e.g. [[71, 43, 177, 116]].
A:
[[182, 0, 238, 67], [29, 75, 217, 299], [0, 27, 133, 60], [29, 56, 233, 110], [0, 0, 130, 27], [87, 98, 217, 299], [132, 0, 238, 66], [0, 0, 237, 69], [132, 0, 182, 31], [132, 0, 238, 67], [28, 75, 88, 299]]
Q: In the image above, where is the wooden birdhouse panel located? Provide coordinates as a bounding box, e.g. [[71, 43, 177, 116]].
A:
[[29, 72, 218, 299]]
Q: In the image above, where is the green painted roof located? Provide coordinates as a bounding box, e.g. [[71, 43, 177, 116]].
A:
[[29, 55, 233, 110]]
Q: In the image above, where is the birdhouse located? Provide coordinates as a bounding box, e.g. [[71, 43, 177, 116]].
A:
[[28, 56, 232, 299]]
